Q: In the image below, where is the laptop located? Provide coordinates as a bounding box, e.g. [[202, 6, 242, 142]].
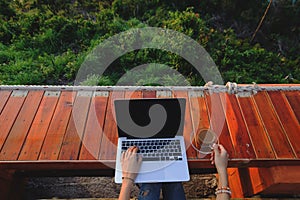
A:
[[114, 98, 190, 183]]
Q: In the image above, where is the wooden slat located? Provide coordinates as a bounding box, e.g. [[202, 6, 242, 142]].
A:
[[220, 94, 256, 159], [246, 166, 300, 196], [189, 91, 211, 159], [58, 92, 92, 160], [143, 90, 156, 98], [284, 91, 300, 123], [0, 160, 115, 171], [0, 92, 26, 151], [259, 166, 300, 195], [253, 92, 295, 158], [0, 91, 44, 160], [0, 91, 11, 114], [99, 91, 124, 160], [18, 92, 60, 160], [79, 92, 109, 160], [205, 92, 235, 157], [173, 90, 197, 159], [39, 91, 75, 160], [227, 168, 249, 198], [237, 97, 275, 158], [268, 91, 300, 158], [1, 158, 299, 171], [124, 90, 142, 99]]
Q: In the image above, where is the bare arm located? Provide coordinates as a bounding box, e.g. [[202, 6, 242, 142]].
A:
[[118, 146, 142, 200], [211, 144, 230, 200]]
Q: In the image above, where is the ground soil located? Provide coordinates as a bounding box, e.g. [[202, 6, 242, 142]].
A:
[[23, 175, 217, 199]]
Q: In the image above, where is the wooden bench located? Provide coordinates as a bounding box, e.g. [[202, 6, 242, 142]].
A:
[[0, 84, 299, 198]]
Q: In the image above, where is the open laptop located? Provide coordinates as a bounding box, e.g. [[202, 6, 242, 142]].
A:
[[114, 98, 190, 183]]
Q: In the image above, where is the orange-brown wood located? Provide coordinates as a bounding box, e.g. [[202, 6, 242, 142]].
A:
[[247, 167, 274, 195], [268, 91, 300, 158], [0, 91, 11, 114], [284, 91, 300, 123], [124, 90, 142, 99], [79, 94, 109, 160], [39, 91, 75, 160], [227, 168, 246, 198], [0, 91, 43, 160], [173, 90, 197, 159], [253, 92, 295, 158], [59, 93, 92, 160], [18, 92, 59, 160], [189, 91, 211, 159], [246, 166, 300, 196], [205, 92, 235, 157], [237, 97, 275, 159], [220, 94, 256, 159], [260, 166, 300, 195], [0, 93, 26, 151], [0, 160, 115, 171], [142, 90, 156, 98], [1, 87, 300, 198], [99, 91, 124, 160]]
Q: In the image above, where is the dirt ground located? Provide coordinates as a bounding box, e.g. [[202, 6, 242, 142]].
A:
[[23, 175, 217, 199]]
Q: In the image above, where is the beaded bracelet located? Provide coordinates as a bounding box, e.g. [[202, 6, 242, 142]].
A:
[[216, 186, 231, 191], [215, 186, 231, 196]]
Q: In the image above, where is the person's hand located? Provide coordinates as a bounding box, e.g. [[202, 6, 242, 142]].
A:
[[121, 146, 143, 182], [119, 146, 142, 200], [210, 144, 228, 173], [211, 144, 230, 200]]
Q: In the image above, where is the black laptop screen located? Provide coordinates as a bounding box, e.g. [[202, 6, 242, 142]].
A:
[[114, 98, 186, 139]]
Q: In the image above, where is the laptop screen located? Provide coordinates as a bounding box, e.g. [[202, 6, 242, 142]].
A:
[[114, 98, 186, 139]]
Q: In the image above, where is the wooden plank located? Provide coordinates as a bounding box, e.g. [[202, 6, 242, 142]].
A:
[[227, 168, 249, 198], [205, 92, 235, 157], [124, 90, 142, 99], [0, 92, 26, 151], [220, 93, 256, 159], [237, 97, 275, 158], [39, 91, 75, 160], [1, 158, 299, 171], [189, 90, 211, 159], [18, 91, 60, 160], [268, 91, 300, 158], [173, 90, 197, 159], [99, 91, 124, 161], [253, 92, 295, 158], [260, 166, 300, 195], [143, 90, 156, 98], [284, 91, 300, 123], [248, 166, 300, 196], [58, 91, 92, 160], [0, 91, 43, 160], [79, 92, 109, 160], [0, 160, 115, 171], [248, 167, 271, 195], [0, 91, 11, 114]]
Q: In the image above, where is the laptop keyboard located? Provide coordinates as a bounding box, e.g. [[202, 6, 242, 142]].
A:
[[121, 139, 183, 161]]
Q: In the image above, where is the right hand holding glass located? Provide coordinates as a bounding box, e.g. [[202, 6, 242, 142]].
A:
[[210, 144, 228, 172]]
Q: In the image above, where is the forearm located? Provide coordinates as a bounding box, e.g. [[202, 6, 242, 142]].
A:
[[217, 169, 228, 187], [118, 180, 133, 200], [216, 169, 230, 200]]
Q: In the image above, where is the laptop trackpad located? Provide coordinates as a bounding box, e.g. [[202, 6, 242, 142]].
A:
[[135, 162, 166, 183], [135, 161, 187, 183]]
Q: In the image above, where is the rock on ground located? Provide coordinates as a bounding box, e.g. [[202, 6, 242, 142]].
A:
[[24, 175, 217, 199]]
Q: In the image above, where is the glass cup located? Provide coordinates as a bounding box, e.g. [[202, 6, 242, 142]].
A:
[[192, 129, 218, 154]]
